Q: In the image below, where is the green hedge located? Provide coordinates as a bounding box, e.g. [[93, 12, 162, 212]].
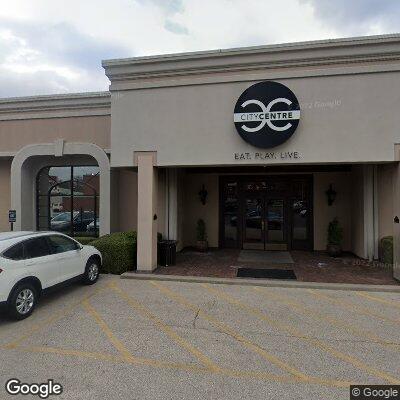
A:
[[74, 236, 95, 245], [90, 231, 137, 274], [380, 236, 393, 265], [84, 231, 164, 275]]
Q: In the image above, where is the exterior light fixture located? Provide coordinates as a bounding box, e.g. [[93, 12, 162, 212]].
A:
[[325, 184, 337, 206], [198, 184, 208, 205]]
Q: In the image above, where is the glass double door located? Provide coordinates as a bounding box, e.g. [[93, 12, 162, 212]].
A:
[[243, 196, 286, 250]]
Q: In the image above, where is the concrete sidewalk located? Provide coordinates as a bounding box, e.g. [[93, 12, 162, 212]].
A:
[[121, 272, 400, 293]]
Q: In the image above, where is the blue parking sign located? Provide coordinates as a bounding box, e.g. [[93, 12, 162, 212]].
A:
[[8, 210, 16, 223]]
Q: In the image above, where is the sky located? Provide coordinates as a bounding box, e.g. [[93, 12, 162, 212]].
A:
[[0, 0, 399, 97]]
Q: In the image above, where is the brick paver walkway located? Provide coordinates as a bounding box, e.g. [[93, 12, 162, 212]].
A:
[[155, 249, 398, 285]]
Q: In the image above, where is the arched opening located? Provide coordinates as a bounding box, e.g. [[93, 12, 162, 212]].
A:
[[36, 165, 100, 237], [11, 142, 110, 235]]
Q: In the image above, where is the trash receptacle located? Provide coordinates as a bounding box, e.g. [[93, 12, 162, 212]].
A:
[[158, 240, 177, 266]]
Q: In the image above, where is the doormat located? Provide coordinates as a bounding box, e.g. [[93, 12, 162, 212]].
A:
[[238, 251, 294, 264], [237, 268, 297, 280]]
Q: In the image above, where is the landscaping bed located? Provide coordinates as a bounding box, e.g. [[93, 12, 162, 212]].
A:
[[74, 231, 163, 274]]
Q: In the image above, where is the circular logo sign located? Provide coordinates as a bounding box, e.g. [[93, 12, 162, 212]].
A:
[[233, 81, 300, 148]]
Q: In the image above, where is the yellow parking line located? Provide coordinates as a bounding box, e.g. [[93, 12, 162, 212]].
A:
[[0, 299, 350, 388], [22, 345, 124, 363], [201, 284, 400, 385], [9, 344, 315, 385], [307, 289, 400, 324], [0, 282, 321, 386], [150, 281, 353, 388], [15, 345, 210, 374], [254, 287, 400, 351], [109, 281, 221, 372], [215, 368, 307, 384], [1, 280, 363, 387], [356, 292, 400, 310], [3, 285, 107, 349], [82, 299, 135, 362]]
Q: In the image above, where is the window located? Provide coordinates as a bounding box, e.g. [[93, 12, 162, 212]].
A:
[[292, 200, 309, 240], [3, 243, 24, 260], [47, 235, 80, 254], [24, 238, 51, 259], [244, 181, 266, 193], [37, 166, 100, 237], [221, 181, 238, 247]]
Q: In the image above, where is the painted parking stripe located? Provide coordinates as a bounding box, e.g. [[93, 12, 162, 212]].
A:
[[109, 281, 221, 372], [21, 345, 124, 363], [355, 292, 400, 309], [0, 282, 354, 387], [0, 284, 303, 384], [3, 285, 108, 350], [83, 299, 136, 362], [150, 281, 354, 388], [253, 287, 400, 351], [6, 344, 317, 385], [307, 289, 400, 324], [14, 345, 212, 374], [201, 284, 400, 385]]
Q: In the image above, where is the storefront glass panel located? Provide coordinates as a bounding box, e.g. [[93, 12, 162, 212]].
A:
[[220, 175, 313, 250], [36, 166, 100, 237], [292, 200, 309, 241], [222, 181, 238, 247]]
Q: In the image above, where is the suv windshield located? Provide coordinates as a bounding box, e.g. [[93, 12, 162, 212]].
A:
[[51, 211, 79, 222]]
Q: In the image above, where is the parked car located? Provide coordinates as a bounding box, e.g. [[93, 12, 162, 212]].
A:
[[50, 211, 95, 233], [86, 218, 99, 233], [230, 210, 283, 229], [0, 231, 101, 320], [230, 210, 261, 228]]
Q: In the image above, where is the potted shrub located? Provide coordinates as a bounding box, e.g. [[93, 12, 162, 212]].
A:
[[327, 217, 343, 257], [196, 219, 208, 252]]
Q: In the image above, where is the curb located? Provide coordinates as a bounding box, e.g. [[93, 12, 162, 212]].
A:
[[120, 272, 400, 293]]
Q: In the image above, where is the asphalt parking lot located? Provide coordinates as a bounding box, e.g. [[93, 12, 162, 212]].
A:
[[0, 275, 399, 400]]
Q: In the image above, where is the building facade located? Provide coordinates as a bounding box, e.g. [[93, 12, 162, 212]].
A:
[[0, 34, 400, 279]]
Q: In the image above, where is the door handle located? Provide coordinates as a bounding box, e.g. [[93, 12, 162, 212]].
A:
[[261, 220, 265, 230]]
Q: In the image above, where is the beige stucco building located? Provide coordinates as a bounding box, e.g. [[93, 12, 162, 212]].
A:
[[1, 34, 400, 280]]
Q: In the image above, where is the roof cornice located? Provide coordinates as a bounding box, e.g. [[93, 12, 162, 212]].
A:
[[0, 92, 111, 121], [102, 34, 400, 90]]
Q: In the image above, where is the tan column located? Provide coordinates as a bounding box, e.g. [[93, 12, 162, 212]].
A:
[[165, 168, 178, 241], [392, 151, 400, 280], [363, 164, 376, 261], [135, 152, 158, 272]]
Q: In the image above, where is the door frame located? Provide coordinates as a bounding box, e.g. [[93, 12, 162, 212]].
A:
[[264, 197, 287, 250], [242, 194, 265, 250], [219, 174, 314, 250], [242, 195, 287, 250]]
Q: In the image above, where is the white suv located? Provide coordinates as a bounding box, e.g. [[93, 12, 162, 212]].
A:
[[0, 231, 102, 320]]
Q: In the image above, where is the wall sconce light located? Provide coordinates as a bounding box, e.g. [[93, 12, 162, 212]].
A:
[[325, 184, 337, 206], [198, 184, 208, 205]]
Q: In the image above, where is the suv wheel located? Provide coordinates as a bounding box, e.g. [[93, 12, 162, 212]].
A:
[[8, 283, 38, 320], [83, 258, 100, 285]]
